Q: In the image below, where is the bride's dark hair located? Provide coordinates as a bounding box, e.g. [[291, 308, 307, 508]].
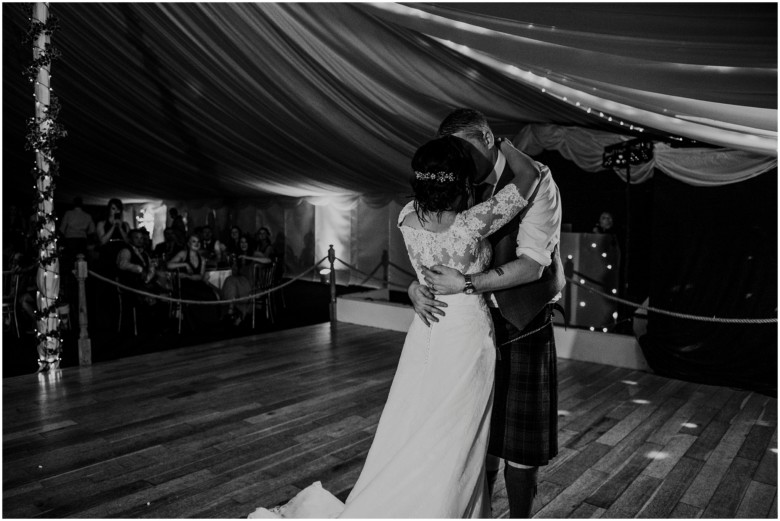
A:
[[410, 136, 477, 223]]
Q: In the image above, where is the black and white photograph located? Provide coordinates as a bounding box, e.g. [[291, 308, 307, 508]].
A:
[[2, 3, 776, 518]]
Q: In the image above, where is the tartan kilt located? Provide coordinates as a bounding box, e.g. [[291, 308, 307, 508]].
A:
[[488, 305, 558, 466]]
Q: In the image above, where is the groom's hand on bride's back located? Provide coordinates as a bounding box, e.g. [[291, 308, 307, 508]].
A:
[[408, 279, 448, 327], [422, 265, 465, 295]]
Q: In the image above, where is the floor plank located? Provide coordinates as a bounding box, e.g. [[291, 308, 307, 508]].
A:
[[636, 456, 704, 518], [735, 480, 776, 518]]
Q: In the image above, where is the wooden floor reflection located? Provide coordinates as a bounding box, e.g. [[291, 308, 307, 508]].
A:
[[3, 322, 776, 518]]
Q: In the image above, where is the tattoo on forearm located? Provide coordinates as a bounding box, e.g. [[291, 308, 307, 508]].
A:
[[495, 267, 505, 277]]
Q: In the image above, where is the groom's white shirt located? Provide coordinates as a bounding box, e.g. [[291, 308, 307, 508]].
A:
[[486, 150, 562, 307]]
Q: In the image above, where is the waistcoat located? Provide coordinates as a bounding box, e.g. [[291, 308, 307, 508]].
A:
[[487, 162, 566, 332]]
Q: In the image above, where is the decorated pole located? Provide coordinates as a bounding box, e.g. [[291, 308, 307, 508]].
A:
[[25, 3, 67, 372]]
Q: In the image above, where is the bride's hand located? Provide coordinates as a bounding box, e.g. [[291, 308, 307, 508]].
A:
[[408, 280, 447, 327], [422, 265, 465, 295]]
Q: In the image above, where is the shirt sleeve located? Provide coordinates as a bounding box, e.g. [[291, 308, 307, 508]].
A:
[[515, 163, 562, 267]]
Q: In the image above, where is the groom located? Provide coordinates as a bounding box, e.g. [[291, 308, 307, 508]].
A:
[[408, 108, 565, 518]]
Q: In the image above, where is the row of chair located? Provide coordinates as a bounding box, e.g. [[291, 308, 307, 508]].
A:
[[4, 260, 287, 339], [116, 259, 286, 336]]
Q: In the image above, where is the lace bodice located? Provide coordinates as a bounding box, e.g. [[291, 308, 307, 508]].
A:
[[398, 184, 527, 283]]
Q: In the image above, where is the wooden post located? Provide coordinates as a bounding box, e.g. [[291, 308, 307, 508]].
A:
[[328, 245, 337, 325], [381, 250, 389, 289], [75, 254, 91, 366]]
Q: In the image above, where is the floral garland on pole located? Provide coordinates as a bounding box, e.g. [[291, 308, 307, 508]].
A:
[[23, 3, 67, 372]]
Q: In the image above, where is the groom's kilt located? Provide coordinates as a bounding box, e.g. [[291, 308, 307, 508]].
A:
[[488, 305, 558, 466]]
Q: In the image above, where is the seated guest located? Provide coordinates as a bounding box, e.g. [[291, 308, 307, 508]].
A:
[[197, 225, 224, 268], [153, 227, 184, 264], [138, 227, 153, 255], [166, 234, 221, 331], [224, 225, 242, 258], [254, 226, 275, 260], [116, 229, 164, 307], [221, 234, 258, 326]]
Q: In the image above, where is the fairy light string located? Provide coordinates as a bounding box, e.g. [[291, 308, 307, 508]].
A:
[[23, 3, 67, 372]]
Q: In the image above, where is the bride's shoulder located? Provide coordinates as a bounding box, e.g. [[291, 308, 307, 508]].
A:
[[397, 201, 417, 226]]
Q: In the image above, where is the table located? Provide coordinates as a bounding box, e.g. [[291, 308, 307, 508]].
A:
[[205, 269, 232, 290]]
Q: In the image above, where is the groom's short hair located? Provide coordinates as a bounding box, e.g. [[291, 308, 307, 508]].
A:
[[436, 108, 490, 140]]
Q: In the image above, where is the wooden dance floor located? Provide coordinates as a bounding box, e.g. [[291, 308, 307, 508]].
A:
[[3, 323, 777, 518]]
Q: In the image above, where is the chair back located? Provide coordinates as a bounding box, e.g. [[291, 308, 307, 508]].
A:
[[253, 262, 275, 291], [169, 270, 183, 296]]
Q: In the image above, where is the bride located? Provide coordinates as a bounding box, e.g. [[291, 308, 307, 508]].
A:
[[249, 135, 540, 518]]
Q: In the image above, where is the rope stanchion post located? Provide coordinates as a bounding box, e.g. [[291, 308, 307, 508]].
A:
[[563, 256, 574, 326], [75, 254, 91, 366], [328, 245, 337, 325]]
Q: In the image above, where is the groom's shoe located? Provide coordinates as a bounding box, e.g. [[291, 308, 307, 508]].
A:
[[504, 464, 538, 518]]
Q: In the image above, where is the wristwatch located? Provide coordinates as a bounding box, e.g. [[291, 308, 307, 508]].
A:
[[463, 274, 475, 295]]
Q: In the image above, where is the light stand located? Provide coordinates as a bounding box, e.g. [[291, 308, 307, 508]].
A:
[[602, 139, 653, 319]]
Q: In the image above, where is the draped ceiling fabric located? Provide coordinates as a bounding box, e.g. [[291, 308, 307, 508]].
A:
[[514, 124, 778, 186], [2, 3, 777, 207]]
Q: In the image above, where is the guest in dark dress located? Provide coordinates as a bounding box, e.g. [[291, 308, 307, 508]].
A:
[[224, 226, 243, 258], [166, 234, 220, 332], [254, 226, 275, 260], [221, 234, 257, 326], [95, 198, 131, 277]]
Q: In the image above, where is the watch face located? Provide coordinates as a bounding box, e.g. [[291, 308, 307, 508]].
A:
[[465, 288, 475, 295]]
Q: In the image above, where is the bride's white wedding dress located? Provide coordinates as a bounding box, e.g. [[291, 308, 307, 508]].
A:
[[249, 184, 527, 519]]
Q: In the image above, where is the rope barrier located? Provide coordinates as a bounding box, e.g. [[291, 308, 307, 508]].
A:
[[17, 251, 774, 325], [387, 261, 416, 279], [333, 257, 410, 291], [87, 256, 329, 306], [333, 259, 774, 325], [568, 276, 777, 324]]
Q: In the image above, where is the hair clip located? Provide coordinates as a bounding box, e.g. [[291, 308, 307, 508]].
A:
[[415, 170, 455, 182]]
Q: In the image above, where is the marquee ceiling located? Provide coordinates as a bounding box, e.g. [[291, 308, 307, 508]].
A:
[[2, 3, 776, 205]]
